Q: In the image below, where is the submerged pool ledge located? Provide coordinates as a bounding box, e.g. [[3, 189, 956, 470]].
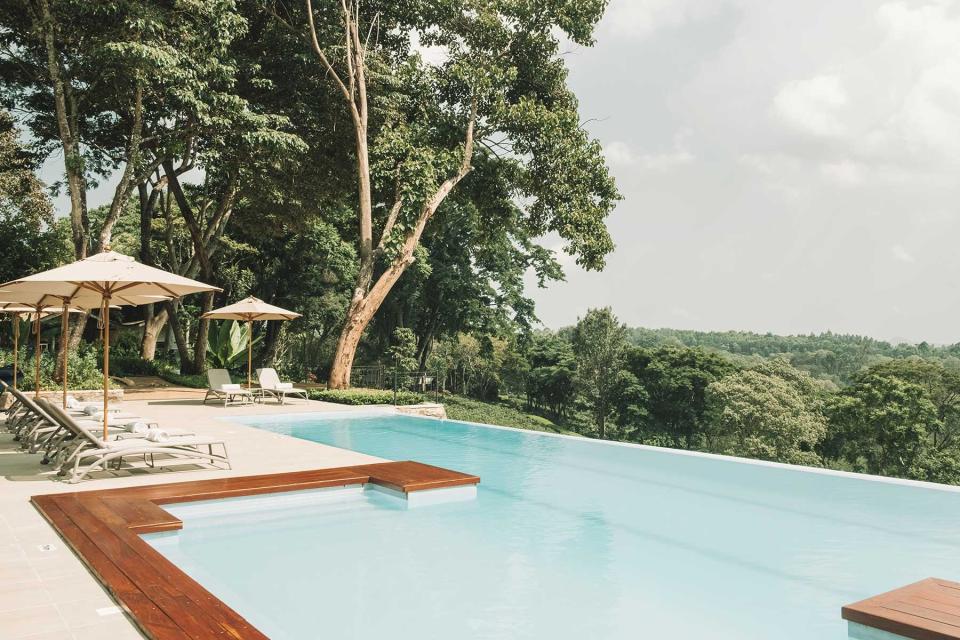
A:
[[30, 461, 480, 640]]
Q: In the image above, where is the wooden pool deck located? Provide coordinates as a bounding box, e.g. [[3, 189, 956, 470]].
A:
[[843, 578, 960, 640], [31, 462, 480, 640]]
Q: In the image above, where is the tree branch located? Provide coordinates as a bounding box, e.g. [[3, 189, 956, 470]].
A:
[[99, 78, 145, 250], [304, 0, 351, 102], [162, 158, 208, 275], [376, 198, 402, 252]]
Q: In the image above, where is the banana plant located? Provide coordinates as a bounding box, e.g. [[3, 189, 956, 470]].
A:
[[206, 320, 261, 369]]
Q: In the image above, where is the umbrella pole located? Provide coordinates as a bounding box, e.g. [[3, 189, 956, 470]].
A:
[[34, 312, 41, 400], [61, 303, 69, 409], [12, 313, 18, 390], [248, 319, 253, 390], [103, 301, 110, 439]]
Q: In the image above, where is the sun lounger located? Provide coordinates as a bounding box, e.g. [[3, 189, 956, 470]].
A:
[[39, 400, 230, 483], [203, 369, 255, 407], [0, 386, 63, 450], [256, 368, 308, 405]]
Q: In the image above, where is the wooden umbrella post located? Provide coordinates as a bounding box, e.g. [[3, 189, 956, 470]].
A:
[[102, 298, 110, 440], [33, 311, 41, 399], [247, 318, 253, 390], [61, 302, 69, 409], [12, 313, 18, 389]]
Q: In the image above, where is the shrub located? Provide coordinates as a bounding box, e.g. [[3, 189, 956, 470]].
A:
[[111, 357, 160, 377], [308, 388, 425, 406], [154, 364, 207, 389], [1, 342, 103, 391]]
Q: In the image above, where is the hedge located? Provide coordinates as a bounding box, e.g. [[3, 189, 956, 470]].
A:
[[308, 388, 425, 406]]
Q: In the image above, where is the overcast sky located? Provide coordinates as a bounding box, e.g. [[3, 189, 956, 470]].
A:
[[42, 0, 960, 343], [528, 0, 960, 344]]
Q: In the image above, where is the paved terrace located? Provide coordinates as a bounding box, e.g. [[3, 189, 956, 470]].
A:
[[0, 391, 383, 640]]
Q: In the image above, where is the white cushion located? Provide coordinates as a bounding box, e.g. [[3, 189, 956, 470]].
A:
[[275, 382, 293, 390], [219, 384, 241, 391], [126, 422, 149, 434], [146, 429, 170, 443]]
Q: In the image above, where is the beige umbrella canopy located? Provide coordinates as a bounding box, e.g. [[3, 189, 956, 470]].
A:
[[0, 250, 219, 437], [202, 296, 301, 389]]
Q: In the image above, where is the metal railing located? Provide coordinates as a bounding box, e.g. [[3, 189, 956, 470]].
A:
[[349, 362, 443, 404]]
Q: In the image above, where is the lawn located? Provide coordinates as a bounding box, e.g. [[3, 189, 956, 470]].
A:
[[441, 394, 579, 436]]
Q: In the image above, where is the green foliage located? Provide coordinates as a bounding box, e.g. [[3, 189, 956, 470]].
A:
[[1, 342, 102, 391], [309, 388, 425, 406], [429, 334, 505, 401], [206, 321, 259, 370], [0, 112, 70, 282], [572, 308, 629, 438], [154, 365, 207, 389], [706, 359, 828, 465], [387, 328, 419, 373], [626, 327, 955, 385], [110, 357, 160, 377], [623, 346, 738, 449], [442, 394, 575, 435], [524, 332, 576, 417], [823, 361, 957, 482]]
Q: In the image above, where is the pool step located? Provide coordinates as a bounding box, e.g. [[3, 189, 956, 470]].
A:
[[843, 577, 960, 640]]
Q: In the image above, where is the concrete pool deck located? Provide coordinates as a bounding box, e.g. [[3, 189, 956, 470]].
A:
[[0, 395, 385, 640]]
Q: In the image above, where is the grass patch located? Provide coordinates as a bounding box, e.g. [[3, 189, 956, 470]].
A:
[[309, 388, 425, 406], [441, 394, 578, 435]]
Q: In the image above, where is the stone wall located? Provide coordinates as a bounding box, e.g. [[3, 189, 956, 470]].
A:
[[0, 388, 123, 410], [397, 403, 448, 420]]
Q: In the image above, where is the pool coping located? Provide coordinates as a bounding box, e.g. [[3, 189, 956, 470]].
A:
[[30, 461, 480, 640]]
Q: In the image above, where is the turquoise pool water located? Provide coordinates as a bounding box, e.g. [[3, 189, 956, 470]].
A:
[[145, 413, 960, 639]]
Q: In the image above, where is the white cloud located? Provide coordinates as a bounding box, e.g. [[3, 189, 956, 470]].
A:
[[891, 245, 915, 263], [870, 2, 960, 160], [410, 30, 449, 66], [603, 141, 636, 165], [820, 160, 864, 185], [550, 242, 577, 268], [773, 75, 848, 137], [604, 131, 694, 171], [601, 0, 723, 39]]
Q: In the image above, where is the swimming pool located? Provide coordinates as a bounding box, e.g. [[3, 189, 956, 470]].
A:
[[144, 412, 960, 639]]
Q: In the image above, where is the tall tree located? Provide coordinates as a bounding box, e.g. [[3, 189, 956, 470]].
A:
[[284, 0, 618, 387], [706, 359, 827, 465], [825, 368, 936, 479], [572, 307, 628, 439], [624, 346, 738, 449]]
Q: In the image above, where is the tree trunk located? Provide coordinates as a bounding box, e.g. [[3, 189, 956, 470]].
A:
[[327, 300, 373, 388], [262, 321, 283, 368], [190, 291, 213, 374], [37, 0, 88, 260], [305, 5, 477, 389], [165, 301, 193, 373], [140, 305, 168, 360]]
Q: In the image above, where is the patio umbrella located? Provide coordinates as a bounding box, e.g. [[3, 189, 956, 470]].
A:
[[202, 296, 300, 389], [0, 250, 219, 437]]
